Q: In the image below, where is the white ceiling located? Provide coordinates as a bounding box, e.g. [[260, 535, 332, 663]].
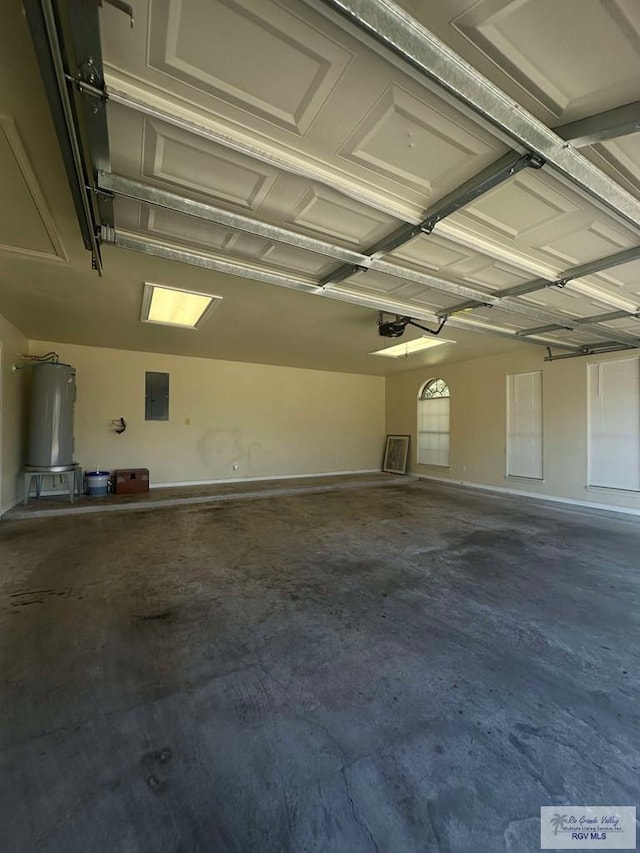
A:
[[1, 0, 639, 374]]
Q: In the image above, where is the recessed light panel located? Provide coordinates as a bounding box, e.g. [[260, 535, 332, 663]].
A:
[[370, 336, 455, 357], [141, 283, 221, 329]]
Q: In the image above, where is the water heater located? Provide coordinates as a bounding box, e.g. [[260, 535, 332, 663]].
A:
[[28, 362, 76, 468]]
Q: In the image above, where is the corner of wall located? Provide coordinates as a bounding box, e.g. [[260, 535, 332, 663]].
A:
[[0, 314, 29, 514]]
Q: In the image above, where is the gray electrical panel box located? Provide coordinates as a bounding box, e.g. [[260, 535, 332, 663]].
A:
[[145, 371, 169, 421]]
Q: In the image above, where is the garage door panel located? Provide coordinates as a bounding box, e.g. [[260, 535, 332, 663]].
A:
[[588, 258, 640, 291], [114, 202, 336, 277], [517, 285, 632, 317], [595, 133, 640, 196], [599, 317, 640, 337], [458, 262, 532, 292], [451, 0, 640, 122], [283, 185, 399, 248], [535, 328, 602, 347], [109, 103, 402, 251], [338, 82, 505, 200], [141, 116, 279, 211], [446, 168, 639, 274], [147, 0, 352, 135], [342, 270, 455, 312], [102, 0, 510, 217], [389, 232, 531, 292]]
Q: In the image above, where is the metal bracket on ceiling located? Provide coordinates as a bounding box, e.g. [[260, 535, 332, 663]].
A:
[[517, 323, 574, 337], [436, 299, 492, 316], [417, 151, 546, 237], [555, 100, 640, 148], [318, 262, 370, 287], [573, 309, 640, 325], [522, 153, 546, 170], [544, 342, 637, 362], [409, 315, 449, 336]]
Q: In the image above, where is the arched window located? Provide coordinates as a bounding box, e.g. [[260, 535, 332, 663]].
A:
[[417, 378, 450, 467]]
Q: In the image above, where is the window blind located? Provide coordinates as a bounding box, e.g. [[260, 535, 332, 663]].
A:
[[588, 358, 640, 490], [417, 397, 450, 467], [506, 371, 543, 479]]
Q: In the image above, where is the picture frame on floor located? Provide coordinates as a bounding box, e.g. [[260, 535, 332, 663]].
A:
[[382, 434, 410, 475]]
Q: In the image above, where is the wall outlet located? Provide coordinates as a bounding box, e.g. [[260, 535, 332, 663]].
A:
[[233, 463, 239, 471], [461, 464, 467, 472]]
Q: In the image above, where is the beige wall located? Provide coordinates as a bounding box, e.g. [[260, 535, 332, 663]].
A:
[[0, 312, 27, 514], [30, 341, 385, 485], [13, 334, 640, 513], [386, 345, 640, 513]]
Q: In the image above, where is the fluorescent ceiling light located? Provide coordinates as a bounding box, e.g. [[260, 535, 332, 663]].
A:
[[370, 336, 455, 358], [141, 283, 221, 329]]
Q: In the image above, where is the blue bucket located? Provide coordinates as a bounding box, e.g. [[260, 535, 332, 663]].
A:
[[86, 471, 110, 497]]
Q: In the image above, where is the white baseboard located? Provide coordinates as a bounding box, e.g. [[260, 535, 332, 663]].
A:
[[150, 469, 381, 489], [414, 472, 640, 518]]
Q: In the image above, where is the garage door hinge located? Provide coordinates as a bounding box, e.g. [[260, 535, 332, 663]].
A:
[[64, 73, 108, 104], [523, 153, 545, 170]]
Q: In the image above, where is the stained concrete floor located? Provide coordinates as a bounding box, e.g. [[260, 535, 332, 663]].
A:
[[1, 480, 639, 852]]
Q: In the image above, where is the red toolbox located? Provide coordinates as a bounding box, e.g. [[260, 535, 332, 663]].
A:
[[113, 468, 149, 494]]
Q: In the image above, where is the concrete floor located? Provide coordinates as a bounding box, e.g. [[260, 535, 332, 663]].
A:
[[1, 480, 638, 852]]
